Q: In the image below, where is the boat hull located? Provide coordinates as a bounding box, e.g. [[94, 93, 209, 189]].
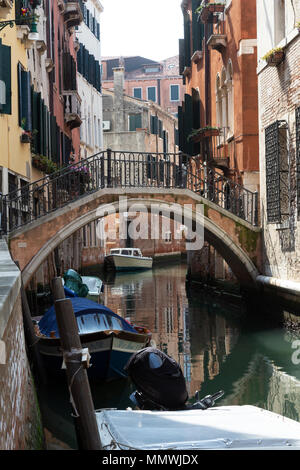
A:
[[37, 330, 149, 381], [105, 254, 153, 271]]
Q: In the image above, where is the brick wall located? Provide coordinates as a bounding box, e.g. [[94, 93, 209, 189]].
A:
[[0, 241, 43, 450], [258, 32, 300, 281]]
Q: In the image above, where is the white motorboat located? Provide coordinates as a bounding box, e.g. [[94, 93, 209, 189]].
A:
[[96, 406, 300, 450], [104, 248, 153, 272], [81, 276, 104, 296]]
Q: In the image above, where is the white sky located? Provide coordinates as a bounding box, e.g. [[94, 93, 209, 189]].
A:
[[100, 0, 184, 61]]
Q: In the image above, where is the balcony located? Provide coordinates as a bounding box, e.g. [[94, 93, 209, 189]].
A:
[[190, 127, 231, 172], [207, 34, 227, 52], [63, 1, 83, 30], [63, 91, 82, 129]]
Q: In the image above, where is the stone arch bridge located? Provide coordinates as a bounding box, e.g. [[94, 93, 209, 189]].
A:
[[0, 150, 261, 289]]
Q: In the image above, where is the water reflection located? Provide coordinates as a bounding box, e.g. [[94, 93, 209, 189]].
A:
[[38, 262, 300, 448]]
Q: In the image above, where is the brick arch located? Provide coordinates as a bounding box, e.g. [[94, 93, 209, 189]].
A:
[[8, 188, 261, 288]]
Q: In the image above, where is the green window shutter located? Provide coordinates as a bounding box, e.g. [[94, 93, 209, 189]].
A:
[[183, 12, 191, 67], [179, 39, 185, 76], [133, 88, 142, 99], [18, 68, 32, 131], [147, 87, 156, 102], [0, 41, 11, 115], [178, 106, 184, 152], [170, 84, 179, 101], [150, 115, 158, 135], [129, 114, 142, 131], [184, 93, 193, 155], [32, 90, 39, 153], [158, 119, 163, 138]]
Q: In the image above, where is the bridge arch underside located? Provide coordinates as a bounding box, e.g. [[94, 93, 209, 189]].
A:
[[17, 197, 258, 289]]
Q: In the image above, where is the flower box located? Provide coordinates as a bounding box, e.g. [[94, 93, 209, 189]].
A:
[[188, 127, 220, 143], [262, 48, 285, 66], [208, 4, 225, 13], [20, 132, 32, 143]]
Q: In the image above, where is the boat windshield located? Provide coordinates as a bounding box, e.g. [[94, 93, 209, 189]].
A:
[[110, 249, 120, 254], [77, 313, 124, 334]]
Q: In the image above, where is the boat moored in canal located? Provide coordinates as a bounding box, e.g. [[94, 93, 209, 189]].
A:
[[104, 248, 153, 272], [96, 347, 300, 450], [34, 297, 151, 381]]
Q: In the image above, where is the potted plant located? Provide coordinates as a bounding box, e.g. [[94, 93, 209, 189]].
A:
[[20, 130, 32, 143], [69, 165, 91, 195], [296, 21, 300, 33], [262, 47, 285, 66], [32, 154, 58, 174]]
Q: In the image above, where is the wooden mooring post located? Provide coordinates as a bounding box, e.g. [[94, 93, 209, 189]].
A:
[[52, 278, 102, 450]]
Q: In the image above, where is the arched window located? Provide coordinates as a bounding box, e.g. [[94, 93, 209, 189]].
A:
[[216, 62, 234, 140], [216, 74, 222, 129]]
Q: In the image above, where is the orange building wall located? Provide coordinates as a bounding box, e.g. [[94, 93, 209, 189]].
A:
[[184, 0, 259, 182]]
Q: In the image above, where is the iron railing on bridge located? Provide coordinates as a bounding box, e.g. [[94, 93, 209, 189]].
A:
[[0, 149, 258, 234]]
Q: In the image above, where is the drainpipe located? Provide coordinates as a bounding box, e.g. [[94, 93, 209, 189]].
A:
[[157, 78, 161, 106]]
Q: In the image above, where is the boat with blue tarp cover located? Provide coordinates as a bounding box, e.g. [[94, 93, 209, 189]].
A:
[[34, 297, 151, 381]]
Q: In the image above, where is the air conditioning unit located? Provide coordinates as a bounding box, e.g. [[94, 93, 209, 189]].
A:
[[102, 121, 111, 131]]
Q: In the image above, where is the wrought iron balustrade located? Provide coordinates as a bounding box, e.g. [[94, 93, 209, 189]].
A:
[[0, 149, 258, 235]]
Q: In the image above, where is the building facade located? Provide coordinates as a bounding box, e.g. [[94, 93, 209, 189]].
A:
[[76, 0, 103, 158], [102, 66, 179, 154], [0, 0, 34, 198], [179, 0, 260, 285], [179, 0, 259, 191], [256, 0, 300, 286], [102, 55, 184, 117]]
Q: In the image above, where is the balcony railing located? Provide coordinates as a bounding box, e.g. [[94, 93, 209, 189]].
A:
[[0, 150, 259, 236]]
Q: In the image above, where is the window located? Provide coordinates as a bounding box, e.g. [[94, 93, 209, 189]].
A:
[[144, 66, 160, 73], [18, 63, 32, 130], [150, 115, 158, 135], [0, 41, 11, 115], [164, 231, 172, 242], [265, 120, 289, 224], [147, 87, 156, 102], [170, 84, 179, 102], [216, 62, 233, 139], [129, 114, 142, 131], [133, 87, 142, 99]]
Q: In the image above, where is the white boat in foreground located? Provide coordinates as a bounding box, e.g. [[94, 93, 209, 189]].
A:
[[96, 406, 300, 450], [104, 248, 153, 272]]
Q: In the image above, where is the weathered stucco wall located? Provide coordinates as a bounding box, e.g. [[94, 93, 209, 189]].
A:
[[0, 240, 43, 450]]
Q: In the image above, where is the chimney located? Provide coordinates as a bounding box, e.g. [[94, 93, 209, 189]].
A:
[[113, 66, 125, 132]]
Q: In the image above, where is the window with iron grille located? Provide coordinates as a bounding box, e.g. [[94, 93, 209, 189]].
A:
[[265, 120, 289, 224], [296, 107, 300, 218]]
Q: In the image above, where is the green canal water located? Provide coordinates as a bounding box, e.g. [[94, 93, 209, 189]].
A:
[[37, 262, 300, 449]]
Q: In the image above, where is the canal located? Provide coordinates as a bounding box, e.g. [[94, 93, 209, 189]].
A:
[[37, 262, 300, 449]]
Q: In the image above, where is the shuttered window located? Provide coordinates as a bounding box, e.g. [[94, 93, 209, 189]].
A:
[[129, 114, 142, 131], [147, 87, 156, 102], [0, 41, 11, 115], [133, 87, 142, 99], [150, 115, 158, 135], [170, 84, 179, 102], [18, 64, 32, 131]]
